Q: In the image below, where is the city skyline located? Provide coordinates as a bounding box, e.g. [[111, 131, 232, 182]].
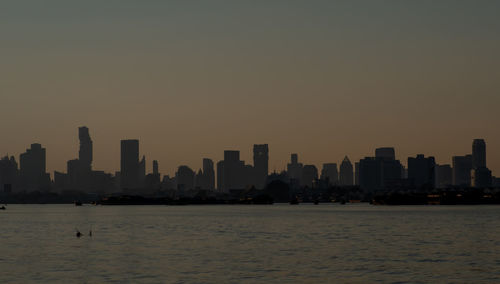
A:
[[0, 126, 497, 178], [2, 127, 499, 179], [1, 126, 497, 195]]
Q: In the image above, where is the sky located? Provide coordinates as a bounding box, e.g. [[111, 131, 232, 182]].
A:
[[1, 0, 499, 176]]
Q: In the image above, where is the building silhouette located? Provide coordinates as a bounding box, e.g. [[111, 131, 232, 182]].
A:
[[19, 143, 50, 191], [408, 154, 435, 190], [301, 164, 318, 188], [472, 139, 486, 169], [194, 158, 215, 190], [452, 155, 472, 187], [0, 156, 18, 192], [287, 154, 303, 188], [358, 157, 382, 191], [435, 164, 452, 188], [176, 165, 195, 191], [321, 163, 338, 186], [472, 167, 492, 188], [120, 139, 141, 190], [218, 150, 246, 192], [339, 156, 354, 186], [78, 126, 93, 170], [253, 144, 269, 189]]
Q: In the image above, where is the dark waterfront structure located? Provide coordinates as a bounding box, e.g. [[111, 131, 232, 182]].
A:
[[453, 155, 472, 187], [120, 139, 141, 190], [321, 163, 338, 186], [472, 167, 492, 188], [408, 154, 435, 190], [253, 144, 269, 189], [339, 156, 353, 186], [19, 143, 50, 191], [301, 164, 318, 188], [358, 157, 383, 192], [218, 150, 246, 192], [472, 139, 486, 169], [2, 132, 499, 203], [287, 153, 303, 188], [435, 164, 453, 189]]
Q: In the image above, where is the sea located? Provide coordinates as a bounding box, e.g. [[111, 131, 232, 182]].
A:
[[1, 204, 499, 283]]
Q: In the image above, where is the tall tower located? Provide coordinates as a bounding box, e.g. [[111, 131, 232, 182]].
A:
[[253, 144, 269, 189], [203, 158, 215, 190], [120, 139, 139, 190], [78, 126, 93, 170], [339, 156, 354, 186], [472, 139, 486, 169]]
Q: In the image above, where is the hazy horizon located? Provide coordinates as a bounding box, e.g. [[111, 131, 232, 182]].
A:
[[1, 0, 499, 176]]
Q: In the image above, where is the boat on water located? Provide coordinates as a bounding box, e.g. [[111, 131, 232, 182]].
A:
[[289, 198, 299, 205], [0, 206, 6, 210], [74, 201, 83, 206]]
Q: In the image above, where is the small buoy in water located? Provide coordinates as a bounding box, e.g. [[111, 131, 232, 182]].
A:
[[76, 231, 82, 238], [89, 230, 92, 237]]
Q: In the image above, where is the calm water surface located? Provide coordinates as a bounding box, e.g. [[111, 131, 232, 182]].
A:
[[1, 204, 499, 283]]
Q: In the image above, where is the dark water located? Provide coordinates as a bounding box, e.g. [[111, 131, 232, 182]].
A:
[[1, 204, 499, 283]]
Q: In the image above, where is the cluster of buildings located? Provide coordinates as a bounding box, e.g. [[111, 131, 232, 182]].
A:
[[1, 127, 499, 196]]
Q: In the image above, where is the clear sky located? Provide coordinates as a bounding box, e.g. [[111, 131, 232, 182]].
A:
[[1, 0, 499, 176]]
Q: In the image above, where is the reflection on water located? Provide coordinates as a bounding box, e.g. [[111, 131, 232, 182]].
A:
[[1, 204, 500, 283]]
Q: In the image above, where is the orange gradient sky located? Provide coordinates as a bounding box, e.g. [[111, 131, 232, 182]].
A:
[[1, 1, 499, 176]]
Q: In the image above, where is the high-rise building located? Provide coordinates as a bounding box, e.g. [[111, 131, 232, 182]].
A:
[[19, 143, 50, 191], [408, 154, 435, 190], [354, 162, 360, 186], [217, 160, 224, 192], [287, 154, 303, 187], [78, 126, 93, 170], [301, 165, 318, 188], [472, 167, 492, 188], [435, 164, 452, 188], [203, 158, 215, 190], [472, 139, 486, 169], [375, 147, 395, 160], [358, 157, 382, 191], [253, 144, 269, 189], [321, 163, 338, 186], [120, 139, 140, 190], [153, 160, 159, 176], [0, 156, 19, 192], [452, 155, 472, 187], [175, 165, 195, 191], [219, 150, 246, 191], [339, 156, 354, 186]]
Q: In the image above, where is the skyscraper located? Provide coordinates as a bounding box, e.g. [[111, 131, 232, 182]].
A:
[[78, 126, 93, 170], [19, 143, 50, 191], [301, 165, 318, 188], [408, 154, 435, 190], [175, 165, 195, 191], [321, 163, 338, 186], [253, 144, 269, 189], [435, 164, 452, 188], [358, 157, 383, 191], [452, 155, 472, 187], [220, 150, 245, 191], [472, 139, 486, 169], [120, 139, 140, 190], [203, 158, 215, 190], [287, 153, 303, 187], [339, 156, 354, 186]]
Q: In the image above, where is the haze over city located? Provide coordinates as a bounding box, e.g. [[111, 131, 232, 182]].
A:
[[1, 0, 499, 176]]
